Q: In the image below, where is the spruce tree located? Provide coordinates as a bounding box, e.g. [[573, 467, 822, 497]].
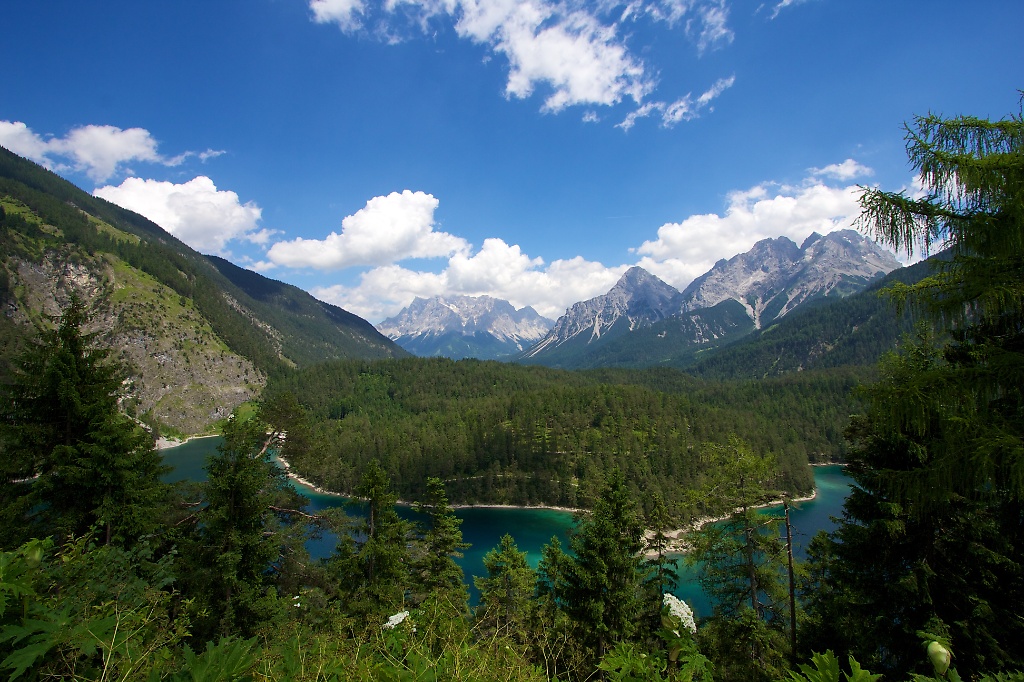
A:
[[474, 533, 535, 640], [0, 295, 168, 548], [684, 436, 789, 681], [804, 99, 1024, 676], [340, 459, 414, 619], [415, 476, 469, 603], [561, 469, 645, 667]]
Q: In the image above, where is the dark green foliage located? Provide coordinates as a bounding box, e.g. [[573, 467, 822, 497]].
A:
[[0, 296, 169, 548], [642, 493, 680, 634], [178, 413, 309, 640], [685, 437, 791, 682], [267, 357, 818, 519], [561, 470, 646, 666], [804, 100, 1024, 678], [415, 477, 470, 604], [474, 534, 536, 640], [326, 459, 415, 621], [801, 340, 1024, 676], [0, 537, 186, 681]]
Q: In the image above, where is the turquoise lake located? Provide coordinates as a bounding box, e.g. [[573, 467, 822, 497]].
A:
[[161, 437, 853, 615]]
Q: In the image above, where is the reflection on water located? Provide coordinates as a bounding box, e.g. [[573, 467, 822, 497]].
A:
[[160, 439, 852, 612]]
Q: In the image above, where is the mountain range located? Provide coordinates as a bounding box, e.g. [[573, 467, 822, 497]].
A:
[[1, 143, 914, 436], [383, 230, 902, 368], [377, 295, 553, 360], [0, 146, 406, 435]]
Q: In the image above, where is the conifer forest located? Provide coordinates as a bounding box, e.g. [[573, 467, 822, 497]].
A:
[[1, 103, 1023, 681]]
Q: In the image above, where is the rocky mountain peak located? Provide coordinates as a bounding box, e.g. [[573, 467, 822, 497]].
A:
[[377, 294, 554, 360], [678, 229, 901, 328], [521, 267, 679, 358]]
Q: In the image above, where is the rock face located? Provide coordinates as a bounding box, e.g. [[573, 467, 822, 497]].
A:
[[0, 147, 407, 436], [521, 266, 678, 359], [378, 295, 554, 360], [677, 230, 903, 328], [520, 230, 902, 366], [6, 252, 262, 436]]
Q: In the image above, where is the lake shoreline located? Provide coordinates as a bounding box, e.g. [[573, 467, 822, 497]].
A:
[[275, 452, 819, 555], [156, 433, 220, 450]]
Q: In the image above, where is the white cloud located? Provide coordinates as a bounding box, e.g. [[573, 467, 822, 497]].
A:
[[308, 0, 737, 120], [93, 176, 264, 255], [297, 161, 889, 322], [310, 0, 366, 30], [266, 190, 469, 270], [0, 121, 55, 162], [689, 0, 733, 54], [766, 0, 811, 20], [0, 120, 221, 182], [661, 74, 734, 125], [617, 74, 734, 130], [809, 158, 873, 181], [310, 237, 625, 322], [492, 5, 652, 112], [616, 101, 660, 131], [633, 169, 870, 288]]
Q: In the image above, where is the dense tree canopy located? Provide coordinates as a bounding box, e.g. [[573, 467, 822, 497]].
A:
[[0, 296, 168, 547], [805, 100, 1024, 678]]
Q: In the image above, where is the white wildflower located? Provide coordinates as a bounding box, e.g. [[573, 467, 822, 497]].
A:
[[663, 593, 697, 634], [383, 610, 410, 630]]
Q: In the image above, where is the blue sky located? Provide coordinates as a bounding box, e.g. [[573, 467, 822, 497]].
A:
[[2, 1, 1021, 322]]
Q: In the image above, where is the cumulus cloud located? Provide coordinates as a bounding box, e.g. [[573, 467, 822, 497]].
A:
[[266, 190, 469, 270], [0, 120, 222, 182], [809, 159, 873, 181], [311, 238, 624, 322], [633, 164, 873, 287], [93, 176, 265, 254], [307, 0, 737, 121], [289, 159, 882, 322]]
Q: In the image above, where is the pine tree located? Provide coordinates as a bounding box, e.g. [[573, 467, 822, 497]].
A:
[[181, 409, 307, 638], [415, 476, 469, 603], [339, 459, 414, 619], [855, 100, 1024, 501], [642, 493, 680, 634], [0, 295, 168, 548]]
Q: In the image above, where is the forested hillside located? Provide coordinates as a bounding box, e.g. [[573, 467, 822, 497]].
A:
[[268, 357, 833, 514], [0, 146, 406, 432], [686, 256, 941, 380]]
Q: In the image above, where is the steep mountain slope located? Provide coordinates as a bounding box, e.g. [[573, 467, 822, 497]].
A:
[[678, 230, 902, 326], [377, 295, 553, 360], [519, 231, 901, 370], [685, 255, 940, 380], [0, 146, 406, 434], [519, 266, 678, 365]]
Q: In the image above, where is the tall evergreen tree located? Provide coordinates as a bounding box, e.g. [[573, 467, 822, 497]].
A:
[[804, 99, 1024, 677], [180, 409, 309, 639], [0, 295, 168, 548], [415, 476, 469, 603], [474, 533, 535, 640], [685, 436, 789, 682], [335, 459, 414, 619], [561, 469, 645, 667]]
